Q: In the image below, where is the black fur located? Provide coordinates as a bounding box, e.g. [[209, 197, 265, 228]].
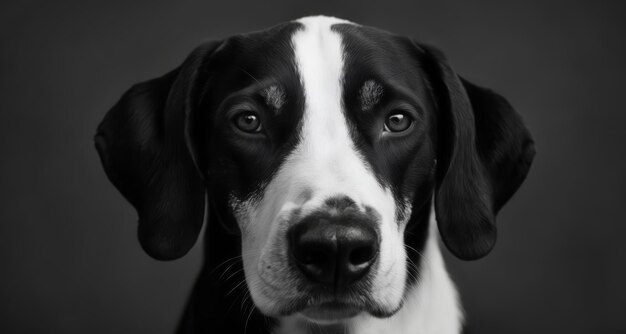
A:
[[95, 41, 222, 261]]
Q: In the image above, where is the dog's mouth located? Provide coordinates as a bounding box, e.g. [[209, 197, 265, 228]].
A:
[[300, 301, 362, 323], [271, 290, 402, 322]]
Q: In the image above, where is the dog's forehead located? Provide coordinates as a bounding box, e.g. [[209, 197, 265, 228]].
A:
[[211, 16, 424, 103]]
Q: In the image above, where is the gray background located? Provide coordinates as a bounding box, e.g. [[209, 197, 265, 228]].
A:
[[1, 0, 625, 333]]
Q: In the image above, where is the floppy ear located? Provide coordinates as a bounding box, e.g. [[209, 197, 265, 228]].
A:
[[419, 45, 536, 260], [95, 41, 222, 261]]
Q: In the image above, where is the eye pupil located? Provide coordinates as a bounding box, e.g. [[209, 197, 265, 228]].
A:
[[385, 112, 412, 133], [235, 112, 262, 133]]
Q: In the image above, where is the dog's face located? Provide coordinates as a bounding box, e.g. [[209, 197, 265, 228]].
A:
[[203, 17, 437, 319], [96, 16, 534, 325]]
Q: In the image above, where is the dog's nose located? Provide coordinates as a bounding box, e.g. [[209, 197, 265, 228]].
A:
[[289, 218, 379, 289]]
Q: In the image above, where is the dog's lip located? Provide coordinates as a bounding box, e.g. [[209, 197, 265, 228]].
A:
[[300, 301, 362, 323]]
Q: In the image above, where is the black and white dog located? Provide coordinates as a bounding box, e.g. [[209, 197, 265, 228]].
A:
[[96, 16, 535, 334]]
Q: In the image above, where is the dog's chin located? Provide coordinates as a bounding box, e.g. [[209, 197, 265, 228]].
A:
[[300, 302, 362, 324]]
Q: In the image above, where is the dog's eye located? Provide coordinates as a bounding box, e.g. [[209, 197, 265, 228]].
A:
[[384, 112, 413, 133], [234, 112, 262, 133]]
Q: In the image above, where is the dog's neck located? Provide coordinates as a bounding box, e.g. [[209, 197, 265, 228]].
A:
[[274, 215, 463, 334]]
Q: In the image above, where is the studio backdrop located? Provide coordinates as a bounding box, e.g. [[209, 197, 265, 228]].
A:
[[0, 1, 624, 333]]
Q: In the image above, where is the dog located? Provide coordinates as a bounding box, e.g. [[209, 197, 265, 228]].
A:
[[95, 15, 535, 334]]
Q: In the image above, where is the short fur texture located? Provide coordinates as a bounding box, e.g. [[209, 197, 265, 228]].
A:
[[95, 16, 535, 334]]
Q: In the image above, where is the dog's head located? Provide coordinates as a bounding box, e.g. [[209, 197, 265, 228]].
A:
[[96, 16, 534, 324]]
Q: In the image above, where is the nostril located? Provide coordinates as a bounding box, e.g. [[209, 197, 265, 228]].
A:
[[349, 245, 377, 266], [290, 226, 338, 284]]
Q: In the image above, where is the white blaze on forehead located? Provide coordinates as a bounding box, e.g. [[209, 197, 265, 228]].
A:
[[290, 16, 395, 212], [288, 15, 406, 309], [293, 16, 349, 169]]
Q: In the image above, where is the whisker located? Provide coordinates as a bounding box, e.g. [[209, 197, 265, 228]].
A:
[[227, 278, 248, 296], [244, 302, 256, 334], [218, 261, 242, 281], [237, 66, 262, 86], [209, 254, 242, 276], [241, 290, 251, 311], [228, 278, 252, 313], [224, 267, 245, 282]]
